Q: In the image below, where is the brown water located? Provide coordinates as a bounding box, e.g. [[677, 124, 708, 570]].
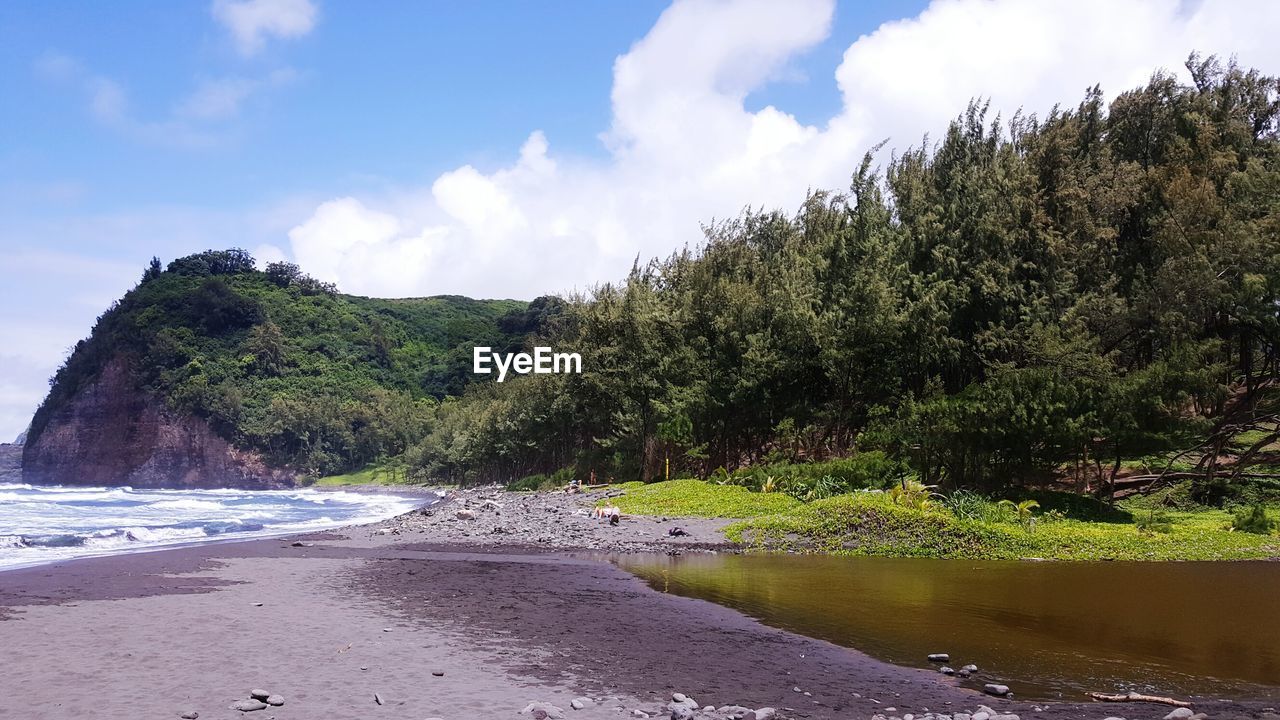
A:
[[615, 554, 1280, 701]]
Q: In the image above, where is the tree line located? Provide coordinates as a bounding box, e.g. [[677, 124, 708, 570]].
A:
[[406, 55, 1280, 501]]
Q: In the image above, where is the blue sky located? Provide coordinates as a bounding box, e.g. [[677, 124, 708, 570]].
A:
[[1, 0, 1277, 441], [1, 1, 923, 216]]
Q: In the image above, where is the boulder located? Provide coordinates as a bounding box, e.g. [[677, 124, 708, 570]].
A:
[[983, 684, 1012, 698], [522, 701, 566, 719]]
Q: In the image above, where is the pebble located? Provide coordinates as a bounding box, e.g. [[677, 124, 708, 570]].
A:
[[632, 712, 650, 719], [961, 664, 979, 673], [1164, 710, 1194, 720], [230, 700, 267, 712], [1102, 716, 1127, 720], [264, 695, 284, 707], [249, 689, 270, 701], [179, 712, 199, 719], [939, 666, 955, 675], [374, 693, 385, 705], [928, 653, 951, 662], [749, 709, 777, 720], [571, 697, 595, 710], [432, 670, 445, 676]]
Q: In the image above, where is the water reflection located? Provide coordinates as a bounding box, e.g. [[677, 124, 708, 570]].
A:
[[615, 554, 1280, 700]]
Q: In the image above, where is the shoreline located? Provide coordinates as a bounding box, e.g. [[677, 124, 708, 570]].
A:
[[0, 483, 438, 574], [1, 488, 1277, 719]]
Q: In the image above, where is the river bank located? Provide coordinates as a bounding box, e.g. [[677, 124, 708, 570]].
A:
[[1, 487, 1277, 720]]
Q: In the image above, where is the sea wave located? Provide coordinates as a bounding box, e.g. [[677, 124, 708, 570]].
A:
[[0, 484, 428, 570]]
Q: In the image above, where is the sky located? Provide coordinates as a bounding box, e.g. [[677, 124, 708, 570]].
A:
[[2, 0, 1279, 442]]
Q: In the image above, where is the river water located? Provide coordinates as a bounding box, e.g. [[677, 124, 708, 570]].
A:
[[616, 553, 1280, 700]]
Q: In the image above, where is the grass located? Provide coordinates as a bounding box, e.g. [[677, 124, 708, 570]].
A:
[[606, 478, 1280, 561], [313, 462, 416, 487], [605, 478, 802, 518]]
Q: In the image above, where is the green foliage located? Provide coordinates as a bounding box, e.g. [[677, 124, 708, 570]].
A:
[[401, 57, 1280, 494], [1136, 508, 1175, 534], [888, 479, 938, 511], [1231, 504, 1278, 534], [727, 492, 1279, 560], [608, 479, 802, 518], [726, 492, 1019, 558], [941, 490, 1005, 522], [507, 466, 576, 492], [998, 499, 1041, 528], [729, 454, 904, 497], [28, 250, 532, 479]]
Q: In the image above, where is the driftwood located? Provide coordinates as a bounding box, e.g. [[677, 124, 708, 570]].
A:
[[1087, 691, 1192, 708]]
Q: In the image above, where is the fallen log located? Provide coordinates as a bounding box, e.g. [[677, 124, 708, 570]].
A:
[[1087, 691, 1192, 708]]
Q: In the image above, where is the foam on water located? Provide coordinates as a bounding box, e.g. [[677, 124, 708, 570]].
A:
[[0, 483, 429, 570]]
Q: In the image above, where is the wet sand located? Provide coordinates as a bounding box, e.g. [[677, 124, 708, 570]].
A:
[[1, 488, 1274, 720]]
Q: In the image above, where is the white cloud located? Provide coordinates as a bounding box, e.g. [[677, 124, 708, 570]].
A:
[[35, 51, 296, 145], [212, 0, 318, 56], [285, 0, 1276, 300], [176, 69, 296, 120]]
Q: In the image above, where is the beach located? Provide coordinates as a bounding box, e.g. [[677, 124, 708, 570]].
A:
[[1, 487, 1275, 720]]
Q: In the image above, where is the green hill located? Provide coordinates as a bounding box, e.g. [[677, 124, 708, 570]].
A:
[[26, 250, 546, 479]]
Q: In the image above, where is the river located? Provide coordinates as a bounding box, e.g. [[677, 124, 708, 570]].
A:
[[616, 553, 1280, 700]]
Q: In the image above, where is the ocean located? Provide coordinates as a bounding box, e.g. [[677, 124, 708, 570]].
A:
[[0, 483, 429, 570]]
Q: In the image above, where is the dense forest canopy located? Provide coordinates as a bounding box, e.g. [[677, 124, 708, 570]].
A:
[[28, 55, 1280, 500], [407, 55, 1280, 499]]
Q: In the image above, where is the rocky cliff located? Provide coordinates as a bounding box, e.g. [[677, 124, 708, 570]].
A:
[[0, 443, 21, 483], [22, 356, 295, 489]]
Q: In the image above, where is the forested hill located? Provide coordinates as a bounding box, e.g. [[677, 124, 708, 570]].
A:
[[24, 249, 552, 482]]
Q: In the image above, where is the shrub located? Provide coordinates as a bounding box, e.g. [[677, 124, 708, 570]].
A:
[[888, 479, 937, 511], [1231, 504, 1277, 535], [506, 466, 576, 492], [943, 489, 1001, 521], [1136, 508, 1174, 534], [730, 452, 905, 497]]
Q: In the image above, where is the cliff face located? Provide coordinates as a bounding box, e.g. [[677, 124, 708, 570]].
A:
[[23, 356, 295, 489], [0, 443, 21, 483]]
